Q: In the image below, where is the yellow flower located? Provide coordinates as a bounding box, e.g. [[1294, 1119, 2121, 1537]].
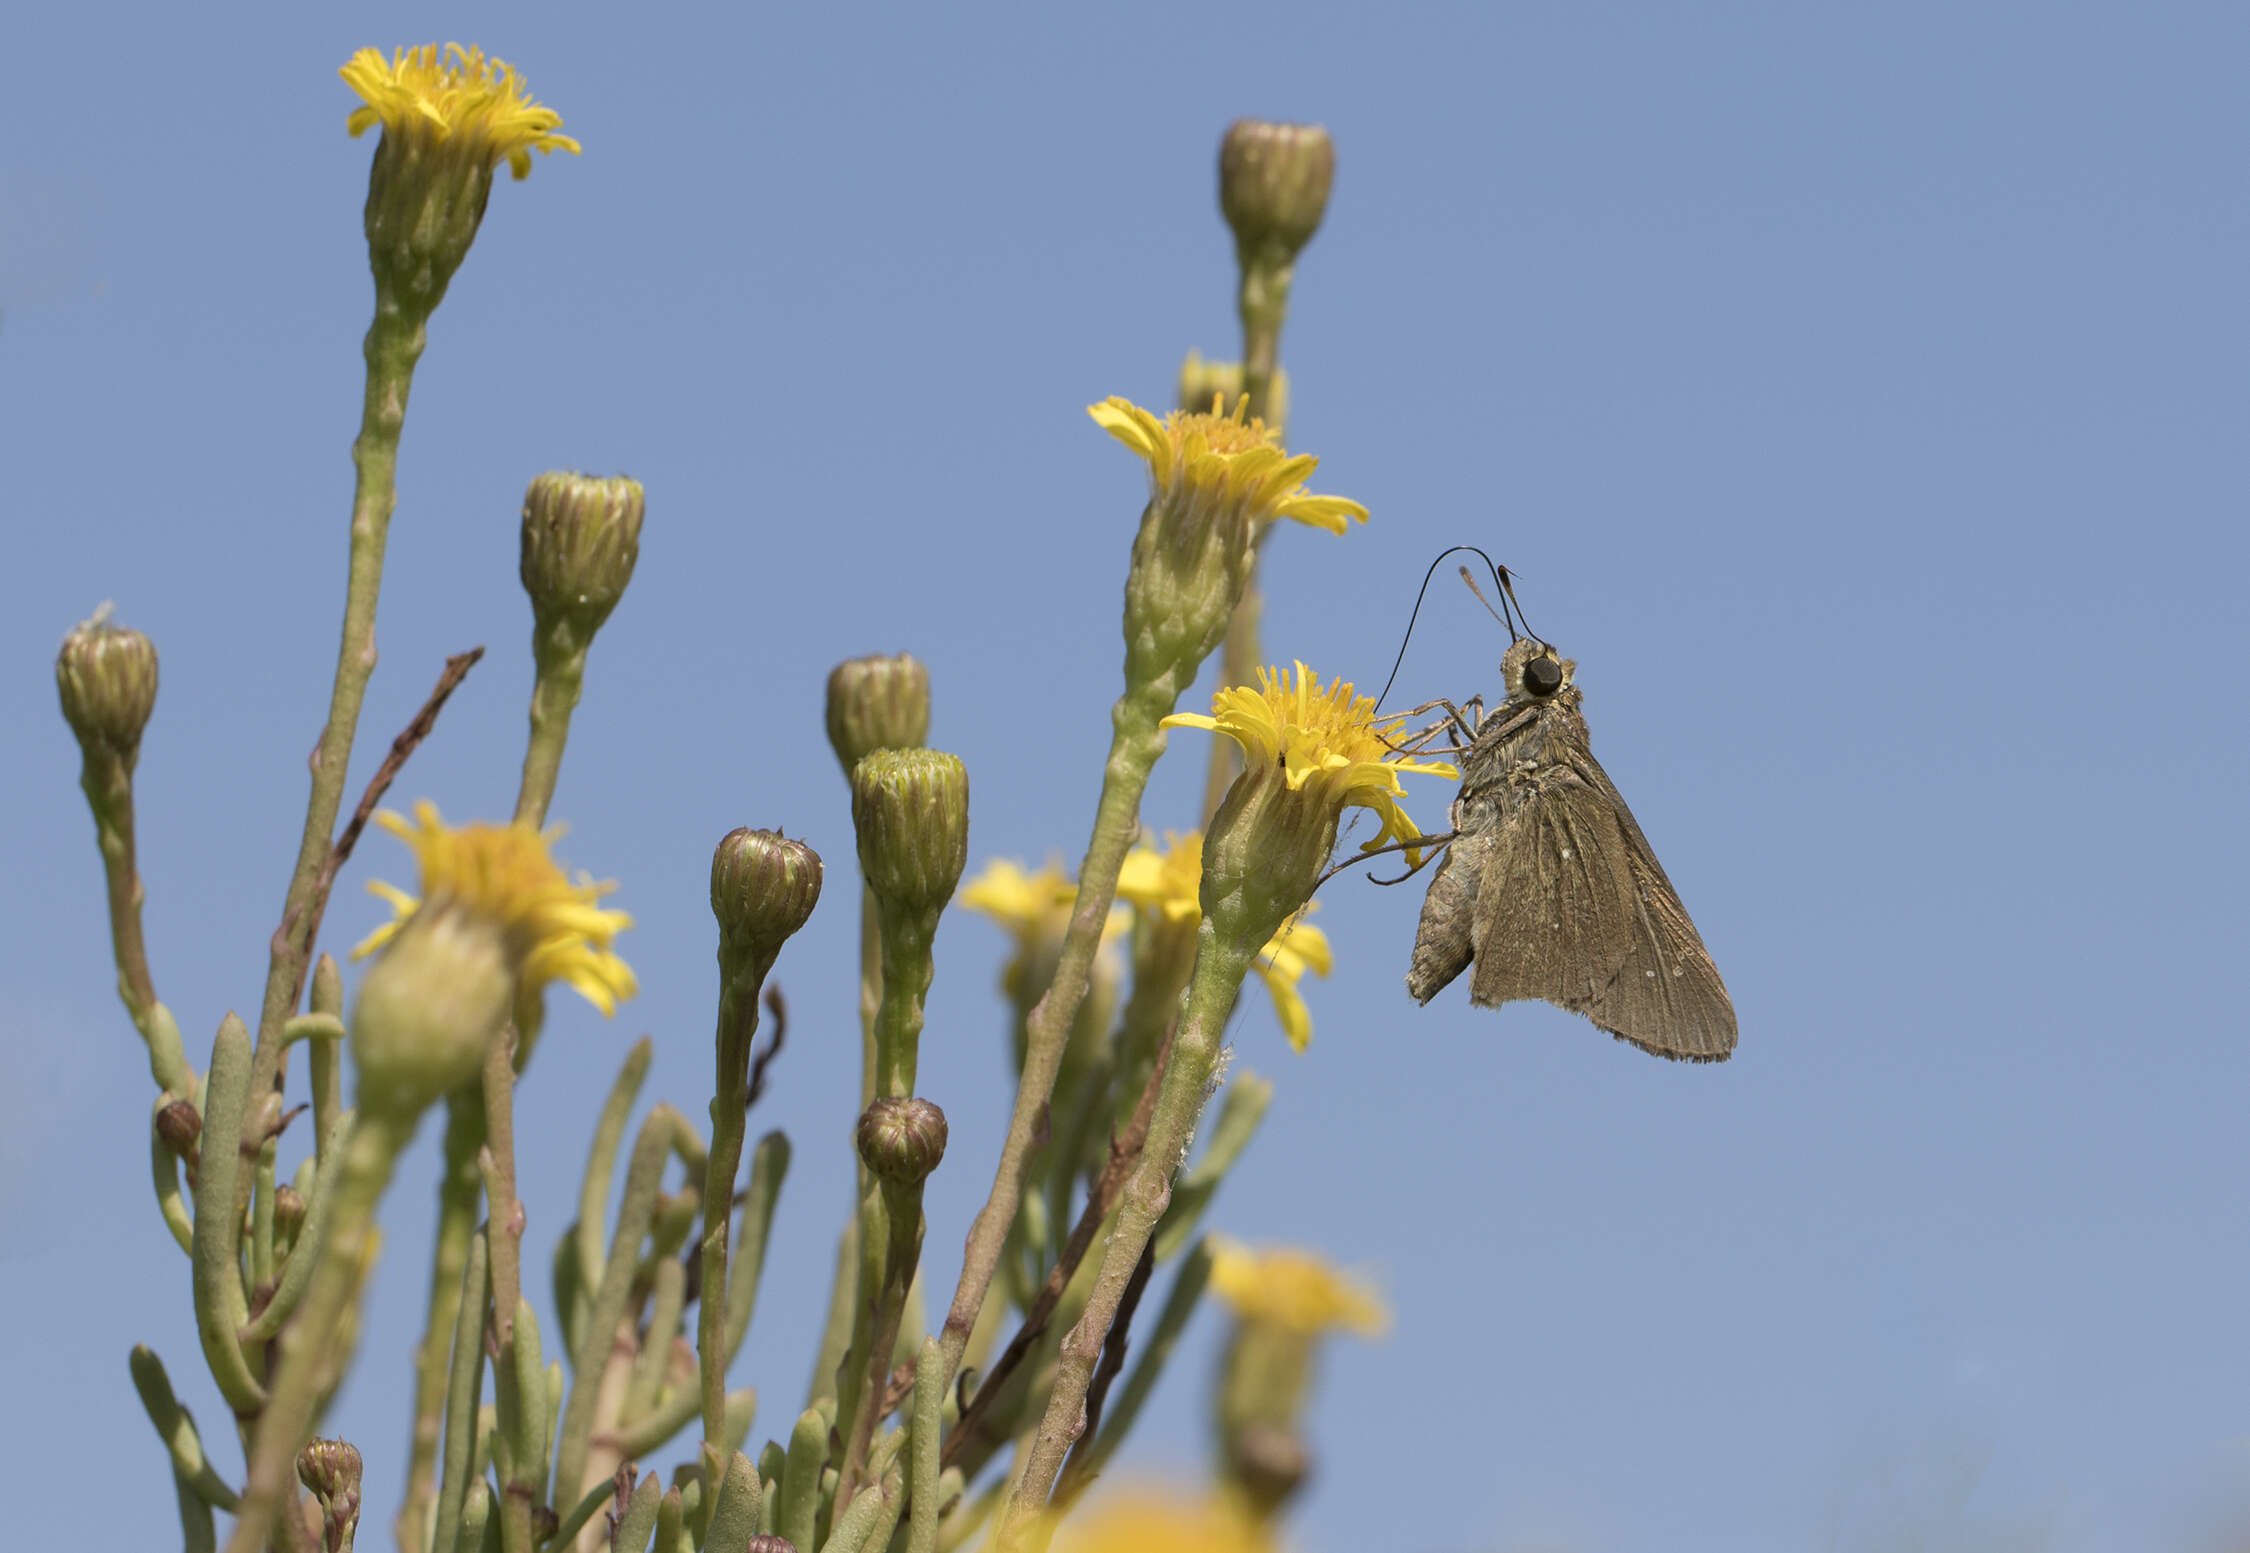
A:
[[341, 44, 580, 179], [1207, 1237, 1389, 1338], [957, 857, 1079, 943], [1042, 1489, 1268, 1553], [1088, 395, 1365, 535], [1163, 662, 1458, 859], [353, 800, 635, 1017], [1117, 833, 1334, 1052]]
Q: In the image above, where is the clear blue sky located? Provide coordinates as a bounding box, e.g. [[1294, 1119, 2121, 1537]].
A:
[[5, 5, 2246, 1550]]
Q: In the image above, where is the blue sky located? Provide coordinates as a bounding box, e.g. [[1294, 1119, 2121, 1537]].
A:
[[4, 4, 2246, 1550]]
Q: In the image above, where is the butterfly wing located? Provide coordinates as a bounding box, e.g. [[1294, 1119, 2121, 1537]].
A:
[[1468, 765, 1641, 1017], [1406, 828, 1491, 1004], [1569, 749, 1737, 1062], [1467, 754, 1737, 1062]]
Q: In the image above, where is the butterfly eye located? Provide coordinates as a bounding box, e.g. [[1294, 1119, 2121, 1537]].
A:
[[1523, 656, 1563, 697]]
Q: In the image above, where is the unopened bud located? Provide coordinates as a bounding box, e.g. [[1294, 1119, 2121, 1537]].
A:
[[297, 1436, 364, 1548], [856, 1097, 948, 1186], [711, 829, 824, 980], [155, 1100, 202, 1162], [1227, 1423, 1312, 1519], [850, 750, 969, 921], [56, 609, 159, 769], [825, 654, 930, 776], [744, 1539, 798, 1553], [520, 472, 645, 650], [1219, 120, 1335, 271], [273, 1184, 309, 1243]]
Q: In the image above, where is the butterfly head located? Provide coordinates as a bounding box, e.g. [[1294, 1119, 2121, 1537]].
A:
[[1501, 637, 1573, 702]]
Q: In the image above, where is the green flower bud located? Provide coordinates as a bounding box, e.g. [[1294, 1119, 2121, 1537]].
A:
[[56, 610, 158, 770], [825, 654, 931, 776], [855, 1097, 948, 1186], [349, 901, 516, 1121], [520, 471, 646, 650], [850, 750, 969, 922], [273, 1184, 309, 1245], [711, 828, 824, 981], [1219, 120, 1335, 272]]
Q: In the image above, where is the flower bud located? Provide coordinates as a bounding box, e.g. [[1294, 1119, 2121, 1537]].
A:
[[520, 472, 645, 649], [56, 610, 158, 770], [1224, 1423, 1312, 1520], [850, 750, 969, 921], [297, 1436, 364, 1546], [273, 1183, 309, 1246], [825, 654, 931, 776], [155, 1099, 202, 1163], [744, 1539, 798, 1553], [1178, 351, 1289, 440], [711, 829, 824, 981], [349, 902, 516, 1121], [855, 1096, 948, 1186], [1219, 120, 1335, 271]]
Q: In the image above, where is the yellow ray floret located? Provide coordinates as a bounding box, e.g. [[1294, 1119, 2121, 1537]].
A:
[[958, 858, 1077, 940], [1088, 395, 1368, 533], [1162, 662, 1458, 856], [341, 44, 581, 179], [353, 800, 635, 1016], [1045, 1489, 1266, 1553], [1117, 832, 1334, 1052], [1207, 1236, 1390, 1337], [958, 857, 1126, 947]]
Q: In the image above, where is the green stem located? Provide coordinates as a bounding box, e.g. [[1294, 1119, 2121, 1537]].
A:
[[552, 1107, 683, 1514], [1063, 1237, 1214, 1511], [840, 1178, 925, 1502], [700, 957, 764, 1515], [243, 299, 429, 1122], [934, 676, 1176, 1393], [431, 1226, 489, 1553], [872, 914, 936, 1101], [397, 1094, 484, 1553], [906, 1335, 944, 1553], [513, 646, 585, 829], [995, 928, 1255, 1545], [858, 891, 882, 1111], [79, 745, 159, 1033], [224, 1107, 418, 1553], [1199, 261, 1289, 827], [478, 1036, 536, 1553]]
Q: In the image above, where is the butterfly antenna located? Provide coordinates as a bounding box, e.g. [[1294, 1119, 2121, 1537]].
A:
[[1374, 544, 1518, 711]]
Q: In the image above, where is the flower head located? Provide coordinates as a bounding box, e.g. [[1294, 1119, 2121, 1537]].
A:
[[354, 801, 635, 1017], [1164, 662, 1457, 861], [958, 858, 1079, 945], [1118, 833, 1333, 1052], [1041, 1489, 1267, 1553], [1208, 1237, 1388, 1338], [342, 44, 579, 180], [1089, 396, 1363, 537], [340, 45, 578, 312]]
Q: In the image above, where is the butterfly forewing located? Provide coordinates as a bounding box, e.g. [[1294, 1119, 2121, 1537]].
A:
[[1467, 767, 1639, 1013]]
